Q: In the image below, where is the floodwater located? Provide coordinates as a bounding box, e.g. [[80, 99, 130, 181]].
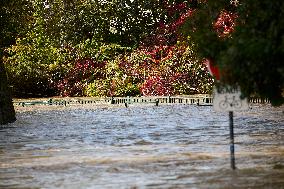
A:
[[0, 103, 283, 189]]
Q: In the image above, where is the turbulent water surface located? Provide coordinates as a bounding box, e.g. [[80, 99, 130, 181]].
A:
[[0, 103, 283, 189]]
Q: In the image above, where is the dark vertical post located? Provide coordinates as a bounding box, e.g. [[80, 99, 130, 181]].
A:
[[48, 98, 52, 105], [155, 100, 159, 106], [229, 111, 236, 170], [0, 60, 16, 124], [111, 97, 115, 104]]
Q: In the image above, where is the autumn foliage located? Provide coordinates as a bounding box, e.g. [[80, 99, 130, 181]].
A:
[[4, 0, 214, 97]]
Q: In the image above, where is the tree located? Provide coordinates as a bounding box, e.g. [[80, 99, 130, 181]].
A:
[[0, 60, 16, 125], [0, 0, 32, 124], [28, 0, 167, 48], [6, 0, 206, 97], [183, 0, 284, 106]]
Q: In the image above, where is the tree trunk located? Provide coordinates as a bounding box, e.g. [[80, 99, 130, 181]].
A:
[[0, 60, 16, 125]]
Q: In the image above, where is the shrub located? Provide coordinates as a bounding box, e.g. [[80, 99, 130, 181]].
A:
[[85, 40, 214, 97], [55, 58, 106, 96], [139, 41, 214, 96], [4, 34, 70, 97]]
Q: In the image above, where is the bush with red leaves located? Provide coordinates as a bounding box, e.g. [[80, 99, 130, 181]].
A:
[[55, 58, 106, 96]]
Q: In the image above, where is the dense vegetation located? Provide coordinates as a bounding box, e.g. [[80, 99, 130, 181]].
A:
[[183, 0, 284, 105], [3, 0, 213, 97], [1, 0, 283, 105], [0, 0, 30, 124]]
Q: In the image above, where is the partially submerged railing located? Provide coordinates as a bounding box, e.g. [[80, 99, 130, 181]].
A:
[[13, 95, 270, 107], [13, 95, 213, 107], [110, 95, 213, 106]]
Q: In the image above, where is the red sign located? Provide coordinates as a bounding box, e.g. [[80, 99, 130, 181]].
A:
[[204, 59, 220, 80]]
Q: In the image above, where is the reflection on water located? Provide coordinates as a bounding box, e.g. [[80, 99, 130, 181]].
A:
[[0, 104, 283, 189]]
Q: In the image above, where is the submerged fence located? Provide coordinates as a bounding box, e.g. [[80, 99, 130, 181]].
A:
[[13, 95, 270, 107], [14, 95, 212, 107]]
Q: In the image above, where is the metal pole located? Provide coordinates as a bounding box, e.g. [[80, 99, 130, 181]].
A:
[[229, 111, 236, 170]]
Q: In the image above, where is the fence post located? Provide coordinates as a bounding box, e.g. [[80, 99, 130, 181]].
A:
[[155, 100, 159, 106], [229, 111, 236, 170]]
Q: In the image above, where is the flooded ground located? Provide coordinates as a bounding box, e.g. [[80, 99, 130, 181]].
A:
[[0, 103, 283, 189]]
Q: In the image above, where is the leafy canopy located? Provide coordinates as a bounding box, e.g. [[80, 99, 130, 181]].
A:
[[183, 0, 284, 105]]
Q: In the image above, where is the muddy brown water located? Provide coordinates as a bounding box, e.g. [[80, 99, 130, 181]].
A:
[[0, 103, 283, 189]]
